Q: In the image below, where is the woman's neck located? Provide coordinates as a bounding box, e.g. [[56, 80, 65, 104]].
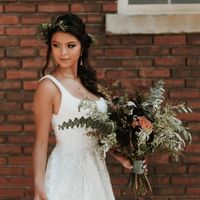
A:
[[52, 67, 78, 80]]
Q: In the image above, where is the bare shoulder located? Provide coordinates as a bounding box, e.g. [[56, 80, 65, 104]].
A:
[[35, 78, 57, 95], [34, 78, 58, 103]]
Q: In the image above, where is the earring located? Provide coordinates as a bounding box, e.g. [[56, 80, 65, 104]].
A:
[[80, 52, 83, 66]]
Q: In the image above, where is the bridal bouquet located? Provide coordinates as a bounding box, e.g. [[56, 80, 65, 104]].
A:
[[79, 80, 192, 196]]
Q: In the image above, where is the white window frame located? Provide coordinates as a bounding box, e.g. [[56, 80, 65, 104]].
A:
[[118, 0, 200, 15], [106, 0, 200, 34]]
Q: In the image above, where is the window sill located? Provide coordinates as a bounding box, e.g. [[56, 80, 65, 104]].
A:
[[106, 13, 200, 34]]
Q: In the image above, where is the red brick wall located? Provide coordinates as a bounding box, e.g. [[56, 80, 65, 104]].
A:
[[0, 1, 200, 200]]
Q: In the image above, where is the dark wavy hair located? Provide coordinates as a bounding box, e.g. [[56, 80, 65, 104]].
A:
[[41, 13, 101, 96]]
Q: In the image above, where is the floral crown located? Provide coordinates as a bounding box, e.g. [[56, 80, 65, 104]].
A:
[[37, 17, 95, 43], [37, 17, 69, 42]]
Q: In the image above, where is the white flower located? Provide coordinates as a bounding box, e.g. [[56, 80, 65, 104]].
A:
[[127, 101, 136, 107]]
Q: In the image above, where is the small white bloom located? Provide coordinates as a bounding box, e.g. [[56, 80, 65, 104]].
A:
[[127, 101, 136, 107]]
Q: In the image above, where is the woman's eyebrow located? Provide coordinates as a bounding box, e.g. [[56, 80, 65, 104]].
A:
[[51, 40, 78, 44]]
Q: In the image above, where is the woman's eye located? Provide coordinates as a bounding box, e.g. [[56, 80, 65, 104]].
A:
[[68, 44, 76, 48], [52, 43, 61, 48]]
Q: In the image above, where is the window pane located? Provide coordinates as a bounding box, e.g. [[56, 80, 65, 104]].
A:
[[172, 0, 200, 3], [129, 0, 168, 4]]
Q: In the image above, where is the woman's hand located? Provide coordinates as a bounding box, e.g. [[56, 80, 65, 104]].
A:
[[143, 160, 148, 174], [34, 184, 48, 200], [109, 150, 133, 169], [109, 149, 148, 172], [120, 157, 133, 170], [109, 149, 148, 174]]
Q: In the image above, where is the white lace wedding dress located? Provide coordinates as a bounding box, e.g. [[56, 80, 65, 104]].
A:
[[41, 75, 115, 200]]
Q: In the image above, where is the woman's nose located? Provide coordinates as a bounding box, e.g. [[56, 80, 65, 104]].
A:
[[61, 47, 68, 57]]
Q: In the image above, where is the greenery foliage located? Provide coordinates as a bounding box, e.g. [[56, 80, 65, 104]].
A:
[[58, 80, 192, 196]]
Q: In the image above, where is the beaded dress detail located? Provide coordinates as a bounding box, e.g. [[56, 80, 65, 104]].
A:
[[40, 75, 115, 200]]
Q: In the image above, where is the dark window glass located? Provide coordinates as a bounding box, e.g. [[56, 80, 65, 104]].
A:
[[172, 0, 200, 3]]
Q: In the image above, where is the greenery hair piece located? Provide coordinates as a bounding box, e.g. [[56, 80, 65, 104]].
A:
[[37, 17, 69, 41], [37, 17, 96, 43]]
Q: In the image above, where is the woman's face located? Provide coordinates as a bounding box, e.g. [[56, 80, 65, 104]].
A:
[[51, 31, 82, 69]]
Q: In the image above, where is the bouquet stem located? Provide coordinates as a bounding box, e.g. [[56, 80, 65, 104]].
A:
[[127, 160, 152, 196]]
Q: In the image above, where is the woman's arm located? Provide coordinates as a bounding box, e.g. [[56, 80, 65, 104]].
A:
[[32, 80, 55, 200], [109, 149, 148, 173], [109, 149, 133, 170]]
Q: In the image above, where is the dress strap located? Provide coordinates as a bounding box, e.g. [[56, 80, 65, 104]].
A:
[[39, 74, 65, 94]]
